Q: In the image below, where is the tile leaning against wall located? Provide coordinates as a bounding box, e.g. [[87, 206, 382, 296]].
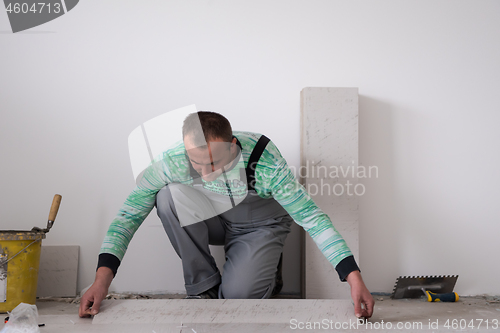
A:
[[37, 245, 79, 298], [300, 87, 359, 299]]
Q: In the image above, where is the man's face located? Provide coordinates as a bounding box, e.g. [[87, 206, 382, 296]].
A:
[[184, 135, 238, 182]]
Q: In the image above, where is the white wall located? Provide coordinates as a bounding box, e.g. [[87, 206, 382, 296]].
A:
[[1, 0, 499, 296]]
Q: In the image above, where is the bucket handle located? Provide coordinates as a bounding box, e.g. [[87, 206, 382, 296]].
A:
[[0, 239, 41, 266]]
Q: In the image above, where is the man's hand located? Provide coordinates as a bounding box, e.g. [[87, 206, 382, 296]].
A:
[[346, 270, 374, 319], [79, 267, 114, 318]]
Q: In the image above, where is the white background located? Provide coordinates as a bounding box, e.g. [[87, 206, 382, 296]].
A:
[[1, 0, 499, 296]]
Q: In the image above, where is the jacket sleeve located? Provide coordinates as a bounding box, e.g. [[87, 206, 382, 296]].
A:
[[258, 140, 360, 281]]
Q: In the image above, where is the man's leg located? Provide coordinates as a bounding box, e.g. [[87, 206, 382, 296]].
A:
[[155, 184, 225, 296], [219, 216, 293, 299]]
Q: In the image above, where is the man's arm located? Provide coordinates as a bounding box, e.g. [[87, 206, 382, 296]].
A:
[[255, 138, 374, 317], [79, 267, 114, 318], [258, 140, 355, 276], [346, 270, 375, 318], [78, 170, 164, 318], [79, 154, 177, 318]]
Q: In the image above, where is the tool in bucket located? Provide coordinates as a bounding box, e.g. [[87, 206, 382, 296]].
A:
[[0, 194, 62, 313], [391, 275, 459, 302], [31, 194, 62, 234]]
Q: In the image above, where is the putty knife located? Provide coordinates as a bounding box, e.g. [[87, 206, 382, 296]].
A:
[[391, 275, 459, 302]]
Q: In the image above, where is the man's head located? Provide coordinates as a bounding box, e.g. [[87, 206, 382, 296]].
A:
[[183, 111, 238, 181]]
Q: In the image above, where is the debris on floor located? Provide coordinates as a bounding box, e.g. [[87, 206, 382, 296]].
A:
[[37, 293, 185, 305], [485, 296, 500, 303]]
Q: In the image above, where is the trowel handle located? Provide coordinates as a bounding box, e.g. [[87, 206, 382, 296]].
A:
[[48, 194, 62, 222], [426, 291, 459, 302]]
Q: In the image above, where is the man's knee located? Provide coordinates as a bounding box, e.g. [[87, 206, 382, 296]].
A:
[[156, 186, 173, 206], [156, 184, 190, 212], [155, 186, 177, 218], [156, 184, 218, 227]]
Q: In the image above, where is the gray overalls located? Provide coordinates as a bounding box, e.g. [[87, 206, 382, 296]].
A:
[[155, 135, 293, 298]]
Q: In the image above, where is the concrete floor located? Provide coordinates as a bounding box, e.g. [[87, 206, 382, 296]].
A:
[[1, 295, 499, 332]]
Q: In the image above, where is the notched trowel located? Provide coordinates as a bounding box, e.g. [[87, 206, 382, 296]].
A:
[[391, 275, 459, 302]]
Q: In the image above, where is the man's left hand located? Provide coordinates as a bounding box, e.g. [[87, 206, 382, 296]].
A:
[[346, 270, 375, 319]]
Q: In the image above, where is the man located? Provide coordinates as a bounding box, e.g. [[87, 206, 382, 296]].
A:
[[79, 111, 374, 318]]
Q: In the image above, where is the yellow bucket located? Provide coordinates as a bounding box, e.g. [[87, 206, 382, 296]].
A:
[[0, 231, 46, 313], [0, 194, 61, 313]]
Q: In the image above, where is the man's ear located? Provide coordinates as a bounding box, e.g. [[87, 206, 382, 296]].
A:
[[230, 137, 238, 154]]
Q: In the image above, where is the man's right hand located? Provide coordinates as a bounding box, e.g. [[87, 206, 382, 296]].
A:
[[79, 267, 114, 318]]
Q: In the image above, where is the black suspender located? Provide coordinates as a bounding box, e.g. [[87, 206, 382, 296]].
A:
[[245, 135, 270, 191]]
